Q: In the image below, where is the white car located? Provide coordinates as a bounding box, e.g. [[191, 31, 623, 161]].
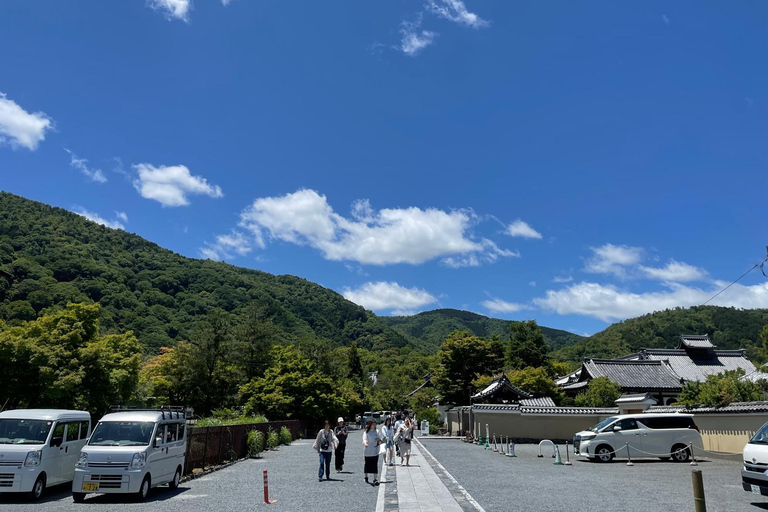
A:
[[72, 408, 186, 502], [573, 413, 702, 462], [0, 409, 91, 501], [742, 421, 768, 496]]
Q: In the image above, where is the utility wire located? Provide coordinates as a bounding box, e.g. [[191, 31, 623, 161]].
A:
[[701, 249, 768, 306]]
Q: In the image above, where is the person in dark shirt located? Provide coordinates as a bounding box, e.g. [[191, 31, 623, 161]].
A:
[[334, 417, 349, 472]]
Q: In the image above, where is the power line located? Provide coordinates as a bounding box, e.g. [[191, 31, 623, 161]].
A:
[[701, 248, 768, 306]]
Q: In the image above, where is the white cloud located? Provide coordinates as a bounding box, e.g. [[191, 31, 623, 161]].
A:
[[132, 163, 223, 207], [64, 148, 107, 183], [639, 260, 707, 282], [584, 243, 643, 277], [534, 280, 768, 323], [441, 239, 519, 268], [662, 14, 670, 25], [553, 276, 573, 283], [73, 207, 125, 230], [148, 0, 191, 22], [221, 0, 231, 5], [239, 189, 510, 266], [427, 0, 489, 28], [0, 93, 52, 150], [400, 18, 437, 56], [116, 211, 128, 223], [200, 230, 257, 261], [506, 219, 542, 239], [342, 281, 437, 314], [482, 298, 526, 314]]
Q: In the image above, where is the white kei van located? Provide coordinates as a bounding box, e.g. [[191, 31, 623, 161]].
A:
[[0, 409, 91, 500], [573, 413, 702, 462], [72, 408, 186, 502]]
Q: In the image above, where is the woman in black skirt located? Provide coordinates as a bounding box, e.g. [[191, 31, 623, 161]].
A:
[[361, 419, 381, 485]]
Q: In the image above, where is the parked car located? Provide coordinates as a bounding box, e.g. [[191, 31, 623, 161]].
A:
[[72, 407, 186, 502], [0, 409, 91, 500], [742, 421, 768, 496], [573, 413, 701, 462]]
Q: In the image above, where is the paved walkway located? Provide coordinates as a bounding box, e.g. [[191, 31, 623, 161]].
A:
[[376, 438, 484, 512]]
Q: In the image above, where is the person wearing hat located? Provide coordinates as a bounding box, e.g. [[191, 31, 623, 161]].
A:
[[334, 416, 349, 472]]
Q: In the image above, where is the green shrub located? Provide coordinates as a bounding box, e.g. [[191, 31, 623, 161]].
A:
[[279, 426, 292, 445], [428, 424, 439, 435], [247, 430, 265, 458], [267, 428, 279, 450], [195, 415, 268, 427]]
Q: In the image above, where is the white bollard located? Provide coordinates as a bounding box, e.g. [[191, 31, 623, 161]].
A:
[[565, 441, 572, 465]]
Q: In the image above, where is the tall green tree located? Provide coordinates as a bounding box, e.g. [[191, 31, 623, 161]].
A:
[[507, 320, 549, 369], [433, 331, 496, 405], [234, 304, 279, 380], [678, 369, 763, 407], [574, 377, 621, 407]]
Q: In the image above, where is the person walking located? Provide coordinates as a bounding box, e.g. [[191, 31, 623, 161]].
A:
[[395, 417, 414, 466], [362, 419, 382, 485], [313, 420, 339, 482], [334, 417, 348, 472], [394, 413, 404, 458], [380, 416, 395, 466]]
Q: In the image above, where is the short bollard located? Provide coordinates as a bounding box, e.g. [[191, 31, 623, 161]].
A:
[[492, 434, 498, 452], [690, 443, 698, 467], [626, 444, 634, 467], [564, 441, 572, 465], [263, 469, 276, 504], [691, 469, 706, 512], [553, 445, 564, 465], [507, 440, 516, 458]]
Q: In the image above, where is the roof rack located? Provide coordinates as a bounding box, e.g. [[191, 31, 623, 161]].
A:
[[107, 405, 189, 420]]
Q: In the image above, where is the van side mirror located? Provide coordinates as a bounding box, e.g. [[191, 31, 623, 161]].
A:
[[613, 425, 622, 432], [50, 437, 63, 448], [154, 437, 162, 448]]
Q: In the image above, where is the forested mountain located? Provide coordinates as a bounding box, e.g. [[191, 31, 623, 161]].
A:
[[0, 192, 414, 354], [382, 308, 586, 352], [551, 305, 768, 363]]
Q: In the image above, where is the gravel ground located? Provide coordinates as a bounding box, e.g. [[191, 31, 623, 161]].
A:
[[419, 437, 768, 512], [0, 430, 379, 512]]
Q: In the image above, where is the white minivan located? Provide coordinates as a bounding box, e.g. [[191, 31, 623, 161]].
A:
[[742, 421, 768, 496], [72, 408, 186, 502], [573, 413, 702, 462], [0, 409, 91, 500]]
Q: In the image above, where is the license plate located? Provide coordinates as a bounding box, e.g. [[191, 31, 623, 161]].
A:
[[82, 482, 99, 492], [752, 484, 761, 495]]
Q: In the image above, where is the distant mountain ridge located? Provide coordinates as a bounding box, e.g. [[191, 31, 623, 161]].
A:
[[381, 308, 586, 353]]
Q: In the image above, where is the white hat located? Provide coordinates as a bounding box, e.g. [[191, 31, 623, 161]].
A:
[[337, 417, 344, 423]]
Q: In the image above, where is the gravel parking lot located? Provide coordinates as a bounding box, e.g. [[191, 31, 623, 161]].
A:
[[0, 431, 378, 512], [419, 438, 768, 512]]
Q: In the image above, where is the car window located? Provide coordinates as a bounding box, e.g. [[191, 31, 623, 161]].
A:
[[177, 422, 185, 440], [80, 421, 90, 440], [51, 422, 65, 445], [165, 424, 177, 443], [66, 422, 80, 442], [619, 418, 638, 430], [155, 425, 166, 446]]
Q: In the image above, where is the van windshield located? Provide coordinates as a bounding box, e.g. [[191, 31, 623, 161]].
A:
[[589, 417, 618, 432], [751, 423, 768, 445], [89, 421, 155, 446], [0, 419, 53, 444]]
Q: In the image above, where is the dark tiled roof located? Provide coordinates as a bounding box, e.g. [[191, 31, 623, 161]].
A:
[[647, 401, 768, 414], [583, 359, 683, 391], [561, 381, 589, 391], [678, 334, 714, 349], [520, 396, 556, 407], [520, 406, 619, 415], [615, 393, 657, 404], [640, 349, 755, 383], [471, 374, 532, 401], [472, 404, 521, 412]]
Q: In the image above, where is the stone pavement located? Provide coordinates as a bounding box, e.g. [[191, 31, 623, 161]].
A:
[[376, 438, 484, 512]]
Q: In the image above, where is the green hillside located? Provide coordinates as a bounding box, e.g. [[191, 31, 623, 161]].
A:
[[0, 192, 414, 353], [551, 305, 768, 363], [381, 308, 586, 353]]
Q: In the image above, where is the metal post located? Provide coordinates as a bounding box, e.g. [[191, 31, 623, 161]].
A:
[[626, 444, 634, 466], [565, 441, 572, 465], [691, 469, 706, 512], [690, 443, 698, 467], [202, 428, 209, 470]]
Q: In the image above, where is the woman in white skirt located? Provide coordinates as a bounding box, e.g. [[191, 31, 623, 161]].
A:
[[362, 419, 382, 485], [395, 417, 414, 466]]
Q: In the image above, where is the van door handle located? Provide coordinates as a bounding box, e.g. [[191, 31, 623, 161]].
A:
[[633, 433, 640, 436], [65, 446, 68, 453]]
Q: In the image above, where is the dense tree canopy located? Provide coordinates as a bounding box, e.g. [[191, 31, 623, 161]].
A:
[[433, 331, 504, 405], [573, 377, 621, 408], [678, 369, 764, 407], [507, 320, 549, 369]]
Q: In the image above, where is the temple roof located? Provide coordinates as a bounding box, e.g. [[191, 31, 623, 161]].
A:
[[637, 348, 755, 383], [677, 334, 715, 349], [580, 359, 683, 391], [471, 374, 532, 402]]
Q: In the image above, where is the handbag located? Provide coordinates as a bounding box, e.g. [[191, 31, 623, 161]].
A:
[[320, 432, 330, 450]]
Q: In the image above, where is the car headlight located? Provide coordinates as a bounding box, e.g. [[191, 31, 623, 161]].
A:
[[580, 434, 596, 441], [24, 450, 42, 467], [130, 452, 146, 469], [75, 452, 88, 469]]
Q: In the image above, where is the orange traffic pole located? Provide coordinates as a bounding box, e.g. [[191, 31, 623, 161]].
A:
[[263, 469, 276, 504]]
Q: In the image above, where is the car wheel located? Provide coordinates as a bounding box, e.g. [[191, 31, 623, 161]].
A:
[[671, 444, 691, 462], [594, 445, 614, 463], [169, 467, 181, 490], [72, 492, 86, 503], [136, 475, 151, 502], [28, 474, 45, 501]]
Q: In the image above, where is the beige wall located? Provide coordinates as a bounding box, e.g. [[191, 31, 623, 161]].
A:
[[473, 411, 614, 442], [694, 414, 768, 454]]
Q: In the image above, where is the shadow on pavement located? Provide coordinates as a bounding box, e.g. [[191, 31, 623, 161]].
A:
[[0, 482, 71, 504], [78, 487, 190, 504]]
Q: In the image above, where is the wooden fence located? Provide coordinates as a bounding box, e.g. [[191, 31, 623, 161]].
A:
[[184, 420, 301, 475]]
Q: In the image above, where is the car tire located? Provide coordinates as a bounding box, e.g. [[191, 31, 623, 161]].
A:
[[72, 493, 86, 503], [29, 474, 45, 501], [594, 445, 614, 463], [671, 444, 691, 462], [136, 475, 151, 502], [169, 467, 181, 490]]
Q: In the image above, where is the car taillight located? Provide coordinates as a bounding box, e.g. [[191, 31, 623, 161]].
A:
[[689, 425, 699, 432]]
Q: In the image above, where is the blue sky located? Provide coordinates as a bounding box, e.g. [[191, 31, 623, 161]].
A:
[[2, 0, 768, 336]]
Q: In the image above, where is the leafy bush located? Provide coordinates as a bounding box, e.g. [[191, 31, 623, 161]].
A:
[[574, 377, 621, 407], [195, 415, 268, 427], [267, 428, 279, 450], [247, 430, 265, 457], [428, 424, 439, 435], [279, 426, 292, 445], [678, 369, 763, 407]]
